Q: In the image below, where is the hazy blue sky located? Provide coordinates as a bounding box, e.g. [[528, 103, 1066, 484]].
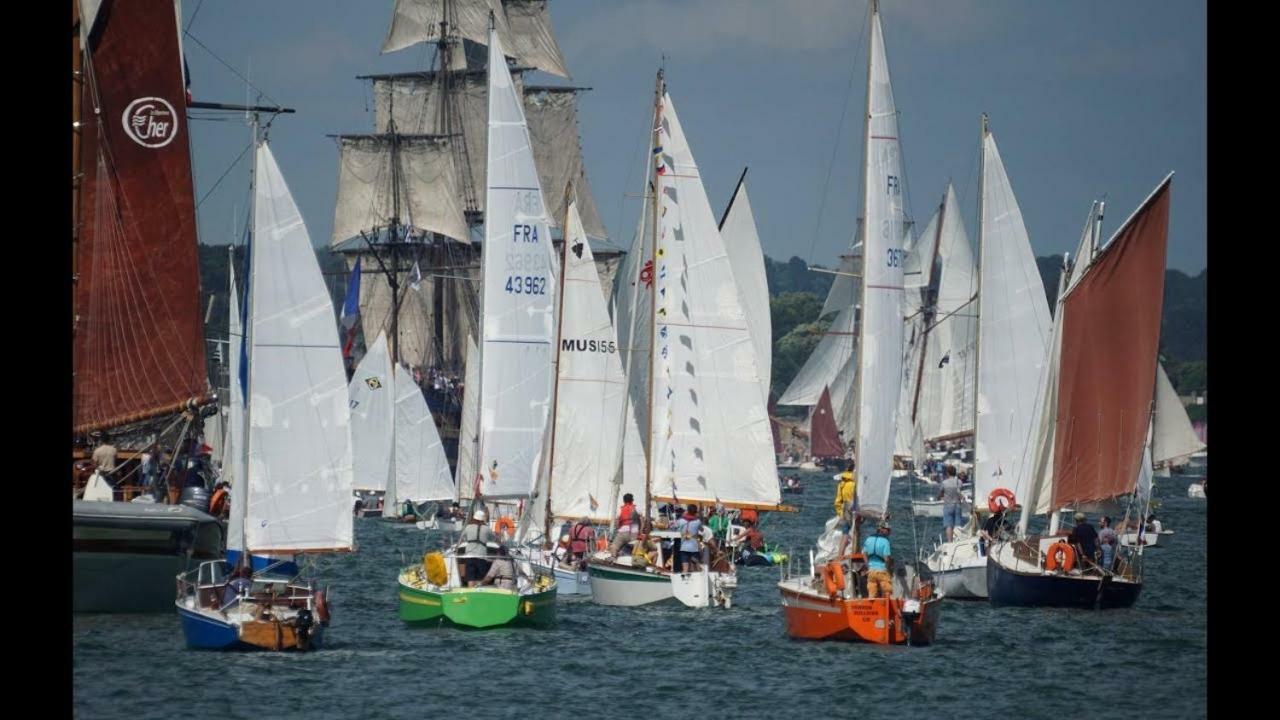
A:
[[181, 0, 1207, 273]]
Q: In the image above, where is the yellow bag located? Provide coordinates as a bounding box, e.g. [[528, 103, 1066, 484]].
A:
[[423, 552, 448, 586]]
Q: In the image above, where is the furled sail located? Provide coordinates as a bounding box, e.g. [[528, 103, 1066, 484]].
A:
[[349, 332, 395, 492], [548, 201, 645, 521], [381, 0, 569, 78], [245, 142, 354, 553], [74, 0, 210, 432], [648, 91, 779, 509], [331, 135, 470, 245], [393, 364, 456, 502], [1048, 177, 1172, 508], [853, 5, 907, 517], [477, 26, 558, 499], [719, 173, 773, 404], [973, 132, 1052, 503]]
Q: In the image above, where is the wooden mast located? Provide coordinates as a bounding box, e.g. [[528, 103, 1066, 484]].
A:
[[643, 68, 664, 517], [543, 182, 574, 543]]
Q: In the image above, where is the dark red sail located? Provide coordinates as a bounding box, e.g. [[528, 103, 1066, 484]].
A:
[[74, 0, 209, 432], [810, 386, 843, 458], [1050, 178, 1171, 507]]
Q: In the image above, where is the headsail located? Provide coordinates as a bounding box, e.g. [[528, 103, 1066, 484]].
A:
[[1151, 361, 1204, 467], [393, 364, 456, 503], [349, 332, 395, 493], [809, 386, 844, 458], [719, 172, 773, 404], [244, 142, 354, 553]]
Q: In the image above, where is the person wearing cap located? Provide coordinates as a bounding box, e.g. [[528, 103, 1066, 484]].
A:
[[861, 523, 894, 599], [459, 509, 498, 584], [1067, 512, 1100, 570], [478, 544, 516, 590]]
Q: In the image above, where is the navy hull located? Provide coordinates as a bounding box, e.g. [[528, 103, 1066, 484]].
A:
[[987, 555, 1141, 609]]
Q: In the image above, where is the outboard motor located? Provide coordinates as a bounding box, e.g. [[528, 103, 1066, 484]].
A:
[[295, 608, 315, 650]]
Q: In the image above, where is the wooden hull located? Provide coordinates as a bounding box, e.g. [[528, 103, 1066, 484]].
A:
[[777, 578, 940, 646]]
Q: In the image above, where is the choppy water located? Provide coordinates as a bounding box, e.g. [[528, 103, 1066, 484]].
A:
[[74, 472, 1206, 719]]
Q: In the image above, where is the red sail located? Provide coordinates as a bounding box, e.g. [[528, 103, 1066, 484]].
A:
[[810, 386, 844, 458], [74, 0, 209, 432], [1050, 178, 1171, 507]]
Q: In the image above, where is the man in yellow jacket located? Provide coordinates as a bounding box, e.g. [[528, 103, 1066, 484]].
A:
[[834, 462, 857, 557]]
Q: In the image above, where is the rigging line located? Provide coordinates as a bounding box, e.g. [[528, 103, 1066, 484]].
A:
[[806, 9, 869, 268], [183, 0, 205, 33], [182, 31, 281, 108], [197, 142, 253, 209]]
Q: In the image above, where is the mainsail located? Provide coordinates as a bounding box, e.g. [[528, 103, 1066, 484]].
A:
[[854, 4, 907, 517], [74, 0, 209, 432], [477, 25, 558, 499], [244, 142, 354, 553], [809, 386, 844, 458], [973, 130, 1052, 503]]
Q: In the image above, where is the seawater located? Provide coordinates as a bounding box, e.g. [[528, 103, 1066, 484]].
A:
[[74, 472, 1206, 719]]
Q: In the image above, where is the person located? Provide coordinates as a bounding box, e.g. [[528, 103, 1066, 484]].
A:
[[139, 442, 158, 488], [448, 502, 465, 520], [706, 506, 732, 542], [459, 509, 497, 584], [478, 543, 516, 590], [209, 482, 230, 519], [631, 533, 658, 569], [978, 505, 1009, 556], [938, 465, 964, 542], [1146, 513, 1163, 534], [92, 434, 119, 484], [1097, 516, 1118, 571], [221, 563, 253, 607], [1067, 512, 1100, 570], [672, 505, 703, 572], [731, 519, 766, 565], [861, 523, 893, 599], [552, 534, 572, 567], [569, 517, 595, 564], [739, 507, 759, 526], [834, 462, 857, 557], [609, 493, 643, 555]]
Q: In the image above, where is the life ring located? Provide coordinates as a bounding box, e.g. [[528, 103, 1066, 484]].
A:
[[314, 589, 331, 626], [988, 488, 1016, 513], [493, 516, 515, 537], [822, 562, 846, 597], [1044, 541, 1075, 572], [209, 487, 229, 516]]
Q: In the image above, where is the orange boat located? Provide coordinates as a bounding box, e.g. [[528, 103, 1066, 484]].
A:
[[778, 555, 941, 645]]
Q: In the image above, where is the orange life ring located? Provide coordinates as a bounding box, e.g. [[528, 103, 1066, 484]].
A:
[[988, 487, 1016, 513], [314, 589, 331, 626], [209, 488, 229, 516], [1044, 541, 1075, 572], [822, 562, 846, 596], [493, 516, 515, 536]]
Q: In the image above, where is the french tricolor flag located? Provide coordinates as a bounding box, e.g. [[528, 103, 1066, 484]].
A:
[[341, 258, 362, 359]]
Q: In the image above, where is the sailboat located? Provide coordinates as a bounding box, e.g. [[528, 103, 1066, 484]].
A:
[[396, 19, 558, 629], [921, 121, 1053, 598], [176, 139, 354, 651], [589, 72, 786, 610], [71, 0, 225, 613], [777, 0, 941, 645], [987, 174, 1174, 609]]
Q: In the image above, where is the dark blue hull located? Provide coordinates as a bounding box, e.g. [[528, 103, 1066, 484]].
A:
[[224, 550, 299, 576], [177, 605, 241, 649], [987, 556, 1141, 609]]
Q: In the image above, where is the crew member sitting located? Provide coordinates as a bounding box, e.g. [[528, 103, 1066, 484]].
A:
[[478, 544, 517, 590]]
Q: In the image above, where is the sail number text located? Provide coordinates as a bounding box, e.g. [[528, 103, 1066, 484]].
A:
[[505, 275, 547, 295], [885, 248, 907, 267]]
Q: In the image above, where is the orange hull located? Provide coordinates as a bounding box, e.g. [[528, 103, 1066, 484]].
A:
[[778, 580, 940, 645]]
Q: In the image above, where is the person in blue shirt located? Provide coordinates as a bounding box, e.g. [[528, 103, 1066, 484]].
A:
[[861, 523, 893, 599], [672, 505, 703, 573]]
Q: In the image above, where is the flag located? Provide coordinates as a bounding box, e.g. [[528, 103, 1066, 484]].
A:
[[640, 259, 654, 288], [938, 351, 950, 369], [341, 258, 362, 359], [410, 260, 422, 292], [588, 494, 599, 512]]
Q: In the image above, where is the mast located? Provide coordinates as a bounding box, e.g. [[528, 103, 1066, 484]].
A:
[[239, 112, 259, 557], [971, 114, 988, 473], [544, 183, 574, 542], [909, 191, 947, 424], [643, 67, 664, 516]]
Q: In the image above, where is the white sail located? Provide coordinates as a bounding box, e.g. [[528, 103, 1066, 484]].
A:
[[613, 154, 656, 455], [719, 176, 773, 404], [393, 363, 456, 503], [777, 306, 856, 407], [918, 184, 977, 440], [478, 26, 558, 499], [244, 142, 354, 553], [226, 262, 246, 554], [854, 7, 907, 517], [820, 234, 863, 319], [455, 335, 480, 497], [381, 0, 569, 78], [648, 92, 779, 508], [1152, 362, 1204, 466], [348, 332, 395, 492], [549, 201, 645, 520], [1067, 200, 1103, 290], [973, 131, 1053, 504]]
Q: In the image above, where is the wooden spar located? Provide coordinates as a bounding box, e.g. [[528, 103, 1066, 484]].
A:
[[643, 68, 664, 517], [910, 191, 947, 424]]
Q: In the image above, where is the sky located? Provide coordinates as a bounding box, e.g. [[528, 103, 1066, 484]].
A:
[[181, 0, 1207, 274]]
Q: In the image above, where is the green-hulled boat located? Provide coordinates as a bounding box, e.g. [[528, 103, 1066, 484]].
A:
[[397, 561, 556, 628]]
